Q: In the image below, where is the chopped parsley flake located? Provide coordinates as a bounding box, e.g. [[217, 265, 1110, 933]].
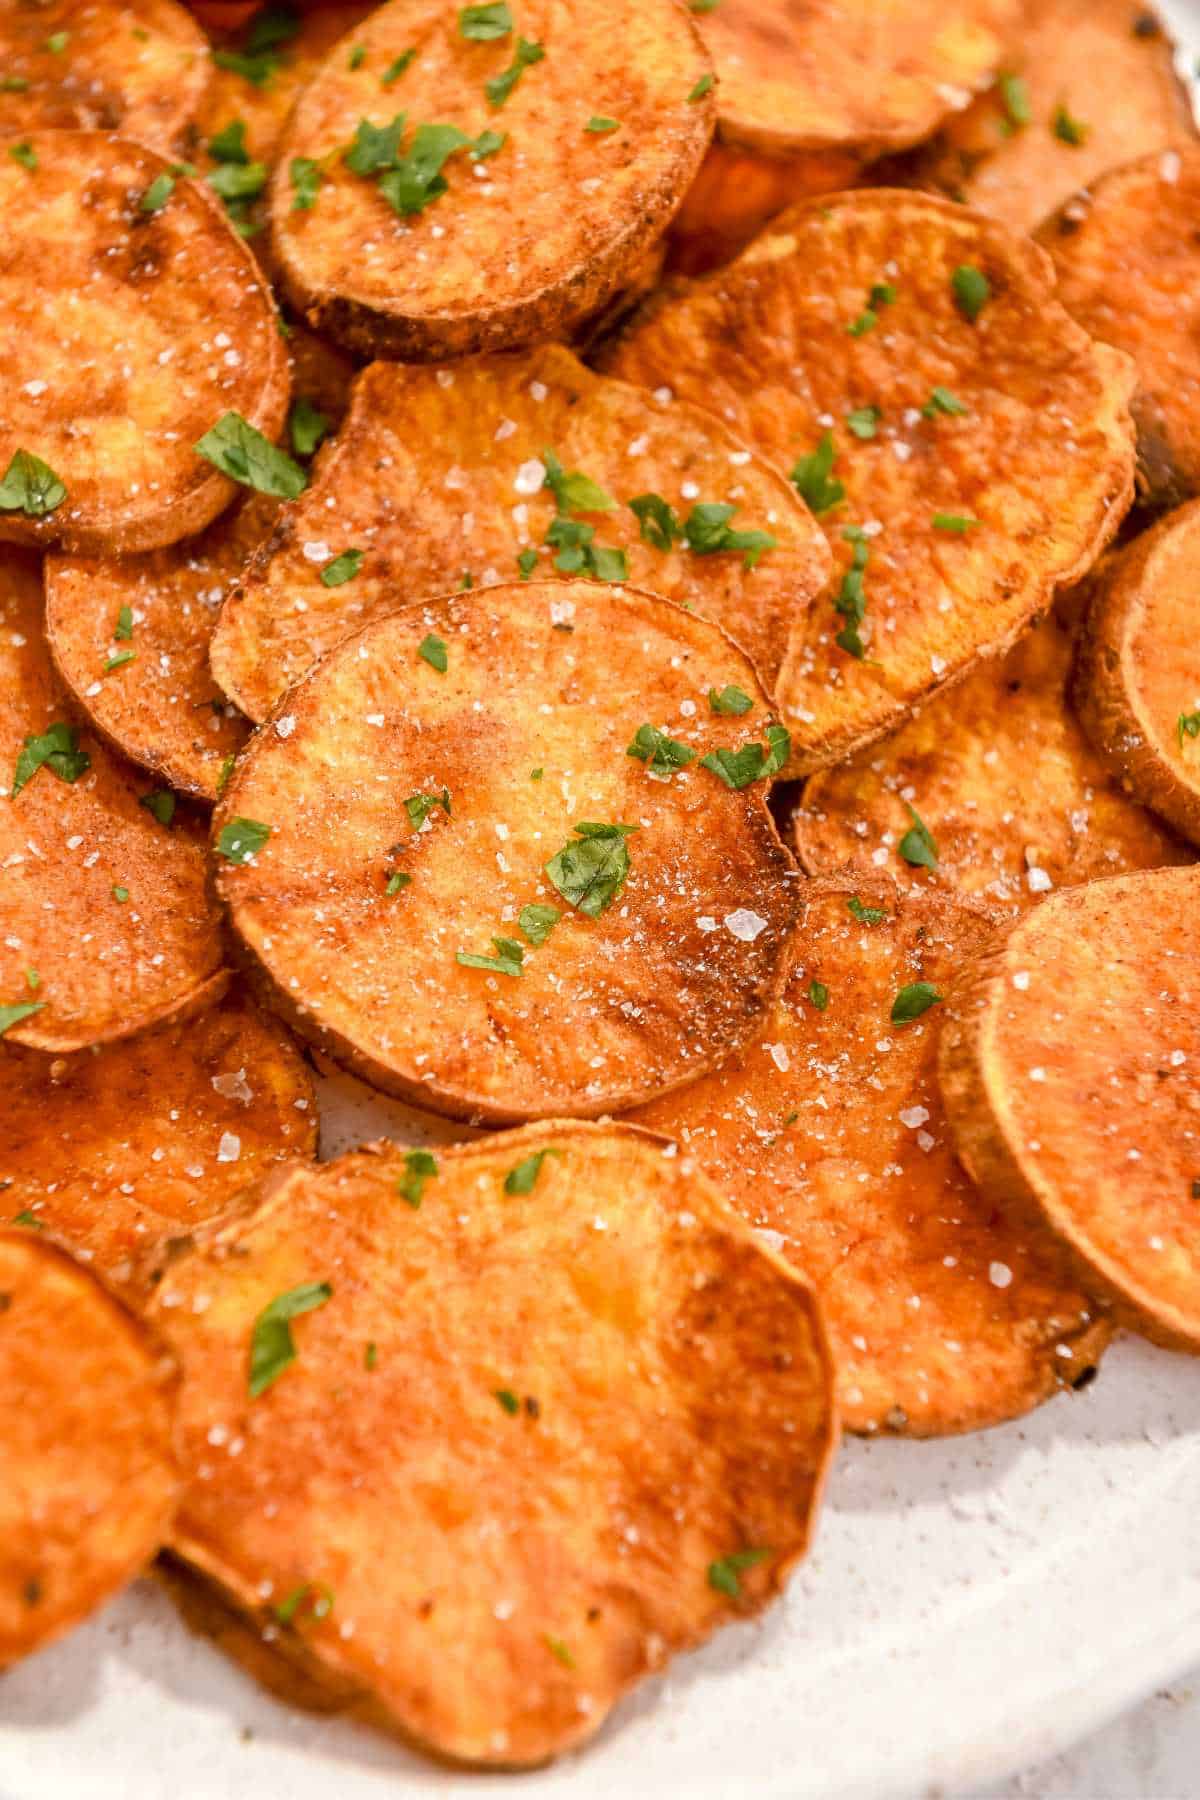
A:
[[365, 1341, 378, 1369], [344, 114, 407, 175], [922, 387, 969, 419], [11, 1208, 43, 1226], [274, 1582, 334, 1625], [385, 869, 412, 895], [216, 755, 236, 797], [460, 2, 512, 38], [998, 71, 1030, 130], [208, 119, 250, 163], [544, 1634, 574, 1667], [0, 1001, 44, 1037], [288, 395, 329, 458], [418, 632, 448, 672], [586, 115, 620, 132], [848, 281, 896, 336], [687, 73, 713, 101], [404, 788, 451, 829], [195, 413, 307, 499], [470, 128, 506, 159], [208, 159, 267, 204], [545, 821, 637, 918], [543, 449, 615, 515], [494, 1387, 520, 1414], [700, 724, 789, 789], [44, 29, 69, 52], [1178, 711, 1200, 749], [891, 981, 942, 1023], [8, 140, 37, 172], [898, 804, 938, 870], [104, 649, 136, 673], [1052, 103, 1089, 145], [378, 123, 473, 216], [708, 685, 753, 716], [216, 817, 271, 863], [684, 501, 775, 568], [211, 3, 299, 88], [952, 264, 990, 322], [629, 491, 681, 549], [790, 432, 844, 514], [0, 448, 66, 518], [139, 172, 175, 212], [289, 156, 322, 210], [833, 524, 871, 660], [518, 902, 560, 945], [114, 604, 134, 642], [807, 979, 829, 1010], [504, 1147, 563, 1194], [708, 1547, 771, 1598], [846, 406, 881, 440], [112, 884, 129, 903], [626, 722, 696, 775], [932, 512, 980, 533], [320, 548, 363, 587], [139, 789, 175, 826], [11, 723, 89, 799], [348, 43, 366, 68], [517, 547, 538, 578], [249, 1281, 332, 1397], [847, 895, 886, 925], [457, 941, 524, 977], [397, 1148, 437, 1207], [486, 36, 544, 108], [382, 48, 417, 85]]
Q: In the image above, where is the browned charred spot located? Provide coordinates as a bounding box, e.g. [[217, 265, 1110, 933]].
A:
[[1071, 1364, 1099, 1390], [523, 1395, 541, 1419], [0, 1292, 11, 1312], [23, 1577, 43, 1608], [1132, 12, 1161, 37], [417, 1597, 435, 1619]]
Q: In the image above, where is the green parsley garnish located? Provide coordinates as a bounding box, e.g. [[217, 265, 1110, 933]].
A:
[[494, 1387, 520, 1414], [211, 3, 300, 88], [687, 73, 713, 101], [1052, 103, 1089, 145], [544, 1635, 574, 1667], [530, 766, 544, 781], [833, 524, 871, 660], [790, 432, 844, 514], [216, 755, 236, 797], [543, 449, 615, 514], [626, 722, 695, 776], [365, 1341, 378, 1369], [1177, 711, 1200, 749], [195, 413, 306, 499], [11, 1209, 43, 1227], [921, 387, 969, 419], [404, 788, 451, 829], [0, 1001, 44, 1037], [684, 501, 775, 568], [289, 156, 322, 210], [517, 547, 538, 578], [932, 512, 980, 533], [112, 885, 129, 903], [700, 724, 789, 790], [249, 1281, 332, 1397], [629, 491, 680, 549], [847, 895, 887, 925], [846, 406, 881, 440], [545, 822, 637, 918], [518, 902, 560, 945], [470, 128, 506, 159], [0, 449, 66, 518], [11, 723, 89, 799], [898, 804, 938, 870], [586, 115, 620, 132], [486, 36, 544, 107], [114, 604, 134, 642], [9, 140, 37, 172], [320, 549, 363, 587], [382, 48, 417, 85], [952, 265, 990, 322], [384, 869, 412, 895], [708, 1547, 771, 1598], [216, 817, 271, 863], [806, 979, 829, 1011], [998, 71, 1030, 130], [708, 685, 753, 716], [344, 114, 406, 174], [378, 123, 474, 216], [0, 75, 29, 91], [348, 43, 366, 68], [139, 172, 175, 212], [274, 1582, 334, 1625], [460, 1, 512, 38], [457, 938, 524, 977], [138, 788, 175, 825], [44, 29, 69, 51], [208, 119, 250, 163], [104, 649, 136, 673], [848, 280, 896, 336], [504, 1147, 563, 1194], [418, 632, 448, 672], [397, 1148, 437, 1207], [288, 395, 329, 458], [891, 982, 942, 1023]]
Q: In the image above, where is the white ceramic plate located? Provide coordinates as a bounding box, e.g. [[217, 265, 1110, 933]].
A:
[[4, 10, 1200, 1794]]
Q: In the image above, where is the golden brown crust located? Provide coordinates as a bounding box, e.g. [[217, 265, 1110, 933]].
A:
[[150, 1123, 837, 1767], [629, 876, 1110, 1435], [0, 1229, 180, 1670], [215, 580, 802, 1123], [1074, 504, 1200, 846], [0, 989, 317, 1298], [1, 549, 225, 1051], [898, 0, 1195, 237], [696, 0, 1018, 159], [210, 343, 831, 726], [605, 189, 1137, 771], [939, 867, 1200, 1351], [0, 0, 210, 154], [795, 602, 1192, 912], [267, 0, 714, 360], [0, 132, 289, 555], [1038, 147, 1200, 511]]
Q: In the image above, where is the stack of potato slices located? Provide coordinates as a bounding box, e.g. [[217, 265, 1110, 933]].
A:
[[2, 0, 1198, 1773]]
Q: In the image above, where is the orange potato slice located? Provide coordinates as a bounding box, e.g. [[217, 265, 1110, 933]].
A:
[[210, 342, 831, 725], [696, 0, 1017, 160], [215, 580, 800, 1123], [1, 989, 316, 1297], [0, 131, 288, 555], [1039, 146, 1200, 511], [629, 876, 1111, 1434], [604, 189, 1136, 770], [795, 600, 1191, 912], [901, 0, 1195, 237], [150, 1123, 836, 1765], [940, 865, 1200, 1350], [667, 142, 862, 276], [0, 1229, 179, 1670], [1074, 501, 1200, 848], [266, 0, 713, 359], [0, 548, 224, 1052], [0, 0, 210, 154]]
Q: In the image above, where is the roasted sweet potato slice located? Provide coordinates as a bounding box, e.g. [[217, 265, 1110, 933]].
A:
[[1039, 147, 1200, 511], [605, 190, 1136, 771], [0, 131, 288, 555], [1, 990, 315, 1296], [795, 602, 1191, 912], [696, 0, 1017, 160], [0, 1229, 179, 1670], [210, 343, 831, 725], [667, 142, 862, 276], [1074, 502, 1200, 849], [0, 548, 224, 1052], [44, 324, 353, 803], [900, 0, 1194, 237], [0, 0, 210, 154], [266, 0, 713, 360], [150, 1124, 836, 1765], [628, 877, 1111, 1434], [215, 580, 800, 1122], [940, 866, 1200, 1350]]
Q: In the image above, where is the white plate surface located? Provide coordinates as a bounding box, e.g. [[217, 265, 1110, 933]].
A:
[[4, 8, 1200, 1794]]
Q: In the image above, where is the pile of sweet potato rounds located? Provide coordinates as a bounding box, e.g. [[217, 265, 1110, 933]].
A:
[[3, 0, 1199, 1771]]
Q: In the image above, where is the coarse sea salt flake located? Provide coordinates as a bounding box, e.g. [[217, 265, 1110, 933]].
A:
[[724, 909, 767, 942]]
